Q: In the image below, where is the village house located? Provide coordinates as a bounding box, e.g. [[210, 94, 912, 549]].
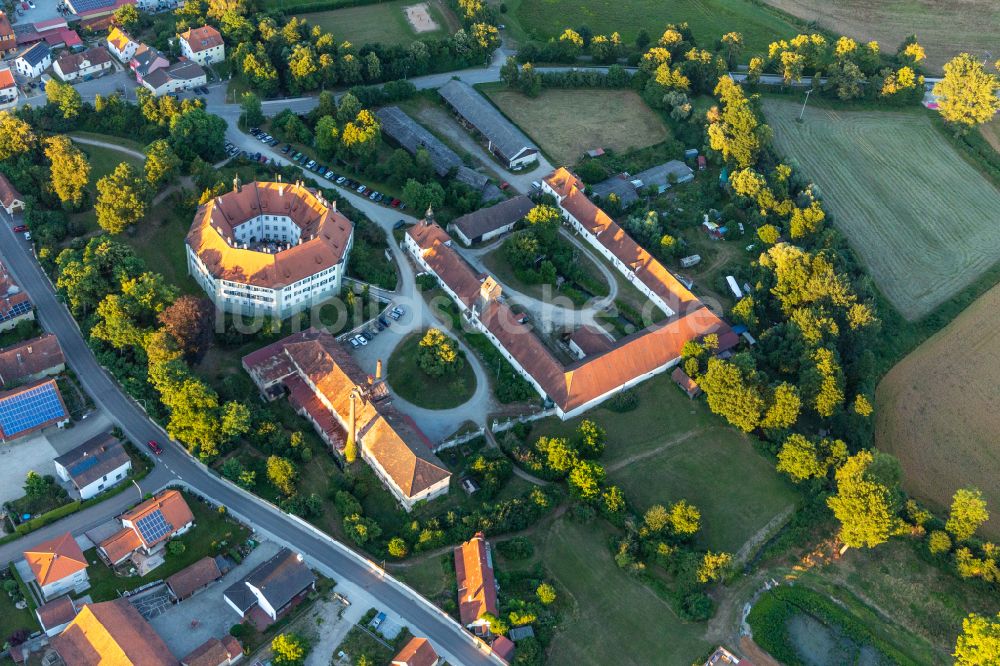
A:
[[0, 260, 33, 330], [129, 43, 168, 83], [177, 24, 224, 65], [0, 333, 65, 385], [243, 328, 451, 510], [14, 42, 51, 79], [141, 58, 206, 96], [224, 547, 316, 626], [454, 532, 498, 636], [106, 26, 137, 62], [0, 378, 70, 441], [437, 80, 538, 170], [0, 65, 17, 110], [53, 46, 113, 82], [166, 555, 223, 601], [23, 532, 90, 601], [181, 636, 244, 666], [492, 636, 516, 664], [50, 598, 175, 666], [36, 596, 79, 637], [0, 11, 16, 56], [54, 432, 132, 500], [449, 195, 534, 246], [97, 489, 194, 574], [392, 637, 440, 666]]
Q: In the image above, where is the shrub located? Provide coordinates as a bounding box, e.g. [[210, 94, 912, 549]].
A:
[[496, 537, 534, 560], [607, 389, 639, 412]]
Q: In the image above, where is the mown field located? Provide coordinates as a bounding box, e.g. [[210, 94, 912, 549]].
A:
[[295, 0, 457, 46], [507, 0, 797, 57], [762, 98, 1000, 321], [486, 88, 670, 165], [761, 0, 1000, 74], [876, 280, 1000, 537]]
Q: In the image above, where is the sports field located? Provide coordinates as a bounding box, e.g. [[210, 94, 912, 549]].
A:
[[762, 98, 1000, 320], [876, 281, 1000, 538], [486, 88, 670, 165], [761, 0, 1000, 74], [296, 0, 458, 46], [509, 0, 797, 58]]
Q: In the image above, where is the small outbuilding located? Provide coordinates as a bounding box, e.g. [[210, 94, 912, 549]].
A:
[[671, 367, 701, 399], [450, 195, 533, 246]]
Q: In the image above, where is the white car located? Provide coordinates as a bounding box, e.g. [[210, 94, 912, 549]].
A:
[[353, 335, 368, 346], [349, 337, 360, 348], [23, 231, 31, 240]]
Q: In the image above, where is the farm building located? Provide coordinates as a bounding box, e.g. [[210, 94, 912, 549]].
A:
[[454, 532, 499, 636], [0, 378, 69, 441], [50, 599, 173, 666], [590, 174, 639, 207], [224, 547, 315, 624], [375, 106, 502, 202], [450, 194, 533, 246], [181, 636, 244, 666], [438, 80, 538, 170], [567, 325, 615, 360], [591, 160, 695, 206], [166, 556, 223, 600]]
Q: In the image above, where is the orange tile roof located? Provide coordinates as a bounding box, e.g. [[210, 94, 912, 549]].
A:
[[0, 66, 14, 89], [491, 636, 515, 663], [392, 637, 439, 666], [178, 25, 222, 52], [121, 489, 194, 548], [454, 532, 497, 626], [181, 636, 242, 666], [186, 181, 353, 289], [98, 527, 142, 564], [51, 599, 176, 666], [24, 533, 87, 587], [0, 172, 23, 209]]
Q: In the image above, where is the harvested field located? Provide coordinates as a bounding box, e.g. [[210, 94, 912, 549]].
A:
[[876, 281, 1000, 538], [763, 98, 1000, 320], [761, 0, 1000, 74], [486, 88, 669, 165], [296, 0, 457, 46]]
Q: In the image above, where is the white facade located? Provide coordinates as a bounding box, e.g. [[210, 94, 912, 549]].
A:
[[0, 83, 16, 110], [107, 34, 137, 62], [142, 64, 206, 96], [245, 582, 279, 620], [53, 54, 113, 82], [54, 459, 131, 500], [14, 50, 51, 79], [40, 568, 89, 601], [363, 446, 450, 512], [179, 36, 224, 65]]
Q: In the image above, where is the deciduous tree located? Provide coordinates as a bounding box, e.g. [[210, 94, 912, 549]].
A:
[[827, 451, 903, 548], [159, 295, 215, 361], [955, 612, 1000, 665], [95, 162, 147, 234], [45, 136, 90, 208], [144, 139, 181, 187], [933, 53, 1000, 130], [266, 455, 297, 495], [947, 488, 990, 542], [0, 112, 36, 161]]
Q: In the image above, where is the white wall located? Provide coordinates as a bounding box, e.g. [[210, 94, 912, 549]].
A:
[[76, 460, 132, 500]]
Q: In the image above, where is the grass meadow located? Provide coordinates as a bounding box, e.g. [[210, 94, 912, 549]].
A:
[[294, 0, 458, 47], [386, 330, 478, 409], [763, 97, 1000, 321]]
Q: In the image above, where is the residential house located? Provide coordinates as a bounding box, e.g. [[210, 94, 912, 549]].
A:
[[97, 489, 194, 573], [53, 46, 113, 82], [66, 0, 137, 21], [181, 636, 244, 666], [177, 25, 224, 65], [438, 80, 538, 170], [0, 378, 70, 442], [167, 556, 223, 600], [36, 596, 79, 637], [14, 42, 51, 79], [129, 43, 168, 83], [0, 261, 33, 331], [0, 173, 24, 216], [450, 195, 533, 246], [454, 532, 498, 636], [53, 432, 132, 500], [24, 532, 89, 601], [224, 547, 316, 626], [0, 11, 16, 55], [0, 65, 16, 110], [242, 328, 451, 510], [392, 637, 440, 666], [671, 367, 701, 399], [106, 26, 137, 62], [50, 598, 175, 666], [0, 333, 65, 386], [141, 58, 206, 96]]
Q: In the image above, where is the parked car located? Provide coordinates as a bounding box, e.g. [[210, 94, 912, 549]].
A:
[[369, 191, 379, 201], [281, 144, 292, 153], [353, 334, 368, 346], [349, 337, 360, 348], [147, 440, 163, 455], [500, 181, 510, 190], [306, 159, 316, 169], [336, 176, 347, 185], [372, 612, 386, 629], [356, 184, 367, 194], [22, 232, 30, 241], [324, 170, 335, 179], [13, 225, 27, 232], [390, 198, 400, 208], [393, 305, 405, 315], [268, 138, 279, 147]]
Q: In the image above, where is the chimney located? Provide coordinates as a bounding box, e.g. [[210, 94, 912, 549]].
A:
[[26, 346, 32, 354], [375, 358, 382, 381], [233, 174, 242, 193]]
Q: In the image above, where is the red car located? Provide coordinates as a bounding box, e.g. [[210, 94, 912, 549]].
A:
[[499, 181, 510, 190], [12, 225, 27, 233], [147, 440, 163, 455], [390, 198, 401, 208]]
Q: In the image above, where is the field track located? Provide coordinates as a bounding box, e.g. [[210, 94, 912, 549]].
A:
[[763, 98, 1000, 320], [877, 281, 1000, 539]]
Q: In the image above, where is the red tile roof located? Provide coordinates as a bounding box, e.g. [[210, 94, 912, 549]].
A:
[[54, 45, 110, 75], [181, 636, 243, 666], [36, 596, 77, 630], [0, 172, 23, 209], [98, 527, 141, 564], [0, 333, 64, 385], [0, 66, 14, 89], [51, 599, 175, 666], [178, 25, 222, 52], [454, 532, 497, 626], [121, 489, 194, 549], [166, 556, 222, 600], [24, 532, 87, 587], [491, 636, 515, 663], [0, 12, 15, 53], [392, 637, 439, 666]]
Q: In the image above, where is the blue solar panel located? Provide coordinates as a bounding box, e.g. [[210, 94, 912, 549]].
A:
[[69, 0, 117, 12], [0, 300, 32, 323], [0, 382, 66, 437], [136, 509, 173, 543], [69, 456, 100, 476]]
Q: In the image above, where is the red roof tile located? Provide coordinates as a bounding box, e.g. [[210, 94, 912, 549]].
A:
[[121, 489, 194, 549], [178, 25, 222, 52], [51, 599, 175, 666], [392, 637, 439, 666], [454, 532, 497, 626]]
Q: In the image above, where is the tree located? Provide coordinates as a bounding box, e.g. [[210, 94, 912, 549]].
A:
[[757, 224, 780, 245], [537, 436, 577, 474], [955, 612, 1000, 665], [536, 582, 557, 604], [568, 460, 605, 501], [928, 530, 952, 555], [481, 612, 509, 636], [112, 3, 139, 30], [144, 139, 181, 187], [266, 455, 297, 495], [45, 136, 90, 208], [340, 108, 380, 158], [719, 32, 743, 69], [500, 55, 520, 88], [240, 91, 263, 127], [271, 633, 308, 666], [669, 499, 701, 535], [0, 112, 36, 161], [933, 53, 1000, 130], [220, 401, 252, 443], [388, 537, 408, 558], [602, 485, 626, 514], [24, 471, 49, 498], [947, 488, 990, 542], [777, 434, 847, 482], [167, 540, 186, 556], [697, 551, 732, 583], [699, 357, 764, 432], [827, 451, 902, 548], [644, 504, 670, 532], [401, 179, 445, 213], [707, 76, 767, 168], [158, 295, 215, 361], [576, 419, 605, 458], [45, 79, 82, 119], [417, 328, 462, 377], [169, 108, 227, 161], [95, 162, 147, 234]]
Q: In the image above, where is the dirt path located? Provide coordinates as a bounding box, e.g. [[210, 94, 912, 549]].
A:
[[604, 428, 710, 473], [70, 134, 146, 161]]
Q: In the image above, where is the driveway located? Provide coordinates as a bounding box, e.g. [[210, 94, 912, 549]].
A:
[[149, 540, 282, 658], [0, 432, 59, 506]]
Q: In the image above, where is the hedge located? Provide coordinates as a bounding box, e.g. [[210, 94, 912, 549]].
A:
[[14, 501, 82, 535]]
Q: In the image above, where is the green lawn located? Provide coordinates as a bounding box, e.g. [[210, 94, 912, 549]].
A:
[[76, 143, 144, 184], [386, 331, 477, 409], [82, 491, 251, 602], [126, 196, 201, 295], [0, 565, 39, 642], [393, 553, 454, 605], [294, 0, 457, 47], [539, 518, 711, 666], [508, 0, 798, 57]]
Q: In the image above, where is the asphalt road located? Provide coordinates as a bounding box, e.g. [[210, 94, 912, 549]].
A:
[[0, 221, 501, 665]]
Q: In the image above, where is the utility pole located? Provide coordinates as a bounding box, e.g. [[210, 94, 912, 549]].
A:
[[797, 89, 813, 123]]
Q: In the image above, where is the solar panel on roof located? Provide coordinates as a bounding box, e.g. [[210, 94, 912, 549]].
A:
[[68, 0, 118, 12], [0, 382, 66, 437], [0, 300, 31, 323], [136, 508, 173, 543], [69, 456, 100, 476]]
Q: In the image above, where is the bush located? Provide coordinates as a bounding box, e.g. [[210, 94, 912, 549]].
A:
[[607, 389, 639, 412], [229, 623, 248, 639], [496, 537, 534, 560]]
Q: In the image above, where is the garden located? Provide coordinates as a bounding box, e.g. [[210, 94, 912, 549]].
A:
[[0, 565, 38, 651], [386, 329, 477, 409]]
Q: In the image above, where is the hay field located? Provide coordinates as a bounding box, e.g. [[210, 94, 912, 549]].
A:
[[761, 0, 999, 74], [486, 88, 669, 165], [876, 281, 1000, 538], [296, 0, 457, 46], [763, 98, 1000, 320]]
